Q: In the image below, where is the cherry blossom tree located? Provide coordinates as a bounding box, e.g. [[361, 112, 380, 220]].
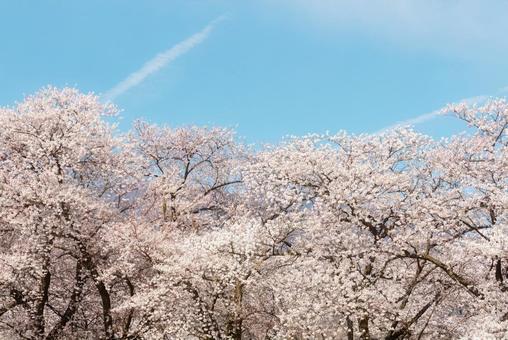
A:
[[0, 87, 137, 339], [0, 87, 506, 339]]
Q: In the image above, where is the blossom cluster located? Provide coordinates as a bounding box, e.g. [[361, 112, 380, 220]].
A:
[[0, 87, 507, 339]]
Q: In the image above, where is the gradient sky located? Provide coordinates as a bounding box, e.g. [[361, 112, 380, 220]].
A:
[[1, 0, 508, 143]]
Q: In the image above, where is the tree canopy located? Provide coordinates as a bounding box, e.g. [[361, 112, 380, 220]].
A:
[[0, 87, 507, 339]]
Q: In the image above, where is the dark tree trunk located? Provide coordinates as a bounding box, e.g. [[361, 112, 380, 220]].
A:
[[358, 315, 370, 340], [45, 260, 85, 340], [79, 243, 115, 340], [346, 315, 354, 340], [34, 263, 51, 339]]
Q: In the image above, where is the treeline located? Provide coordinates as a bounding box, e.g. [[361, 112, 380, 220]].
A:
[[0, 87, 507, 339]]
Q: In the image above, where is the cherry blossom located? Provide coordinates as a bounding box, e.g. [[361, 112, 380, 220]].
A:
[[0, 87, 506, 339]]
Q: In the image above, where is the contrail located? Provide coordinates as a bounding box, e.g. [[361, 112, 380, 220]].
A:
[[103, 16, 226, 101], [378, 88, 508, 134]]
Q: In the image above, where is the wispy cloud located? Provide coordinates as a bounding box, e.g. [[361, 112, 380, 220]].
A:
[[378, 88, 508, 133], [276, 1, 508, 60], [103, 16, 226, 101]]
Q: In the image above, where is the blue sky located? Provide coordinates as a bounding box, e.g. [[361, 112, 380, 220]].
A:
[[1, 0, 508, 143]]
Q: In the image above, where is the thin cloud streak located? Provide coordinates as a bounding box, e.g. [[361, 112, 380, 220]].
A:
[[378, 88, 508, 134], [103, 16, 226, 101]]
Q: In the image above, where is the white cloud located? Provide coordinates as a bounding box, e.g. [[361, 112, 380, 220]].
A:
[[273, 0, 508, 60], [103, 16, 226, 101]]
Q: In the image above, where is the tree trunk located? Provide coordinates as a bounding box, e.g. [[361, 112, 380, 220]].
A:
[[346, 315, 354, 340], [79, 243, 115, 340], [358, 314, 370, 340], [45, 259, 85, 340], [34, 262, 51, 338]]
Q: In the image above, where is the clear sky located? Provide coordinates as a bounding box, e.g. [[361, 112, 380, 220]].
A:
[[1, 0, 508, 143]]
